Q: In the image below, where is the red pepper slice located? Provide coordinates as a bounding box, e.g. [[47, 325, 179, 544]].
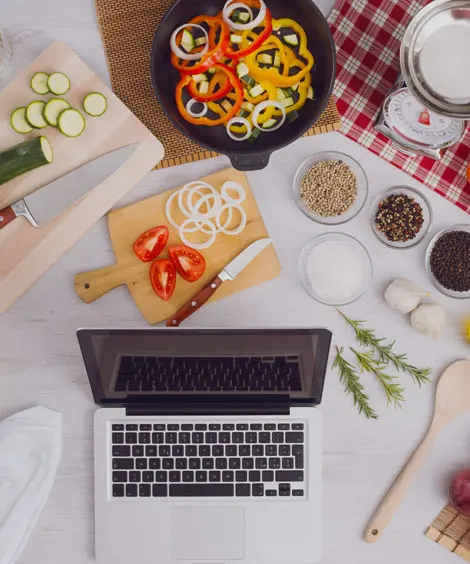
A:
[[176, 63, 244, 126], [187, 71, 233, 102], [150, 259, 176, 301], [171, 16, 230, 76], [133, 225, 169, 262]]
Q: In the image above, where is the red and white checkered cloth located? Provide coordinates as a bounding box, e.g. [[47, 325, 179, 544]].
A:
[[328, 0, 470, 213]]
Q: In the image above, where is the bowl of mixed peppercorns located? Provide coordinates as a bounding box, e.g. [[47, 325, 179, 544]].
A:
[[293, 151, 368, 225], [426, 225, 470, 299], [371, 186, 432, 249]]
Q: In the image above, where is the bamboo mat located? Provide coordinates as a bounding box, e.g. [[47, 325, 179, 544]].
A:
[[95, 0, 341, 170], [427, 504, 470, 561]]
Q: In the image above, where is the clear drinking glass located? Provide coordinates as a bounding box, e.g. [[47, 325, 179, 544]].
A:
[[0, 28, 13, 87]]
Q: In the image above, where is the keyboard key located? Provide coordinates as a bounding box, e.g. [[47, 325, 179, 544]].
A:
[[176, 459, 187, 469], [250, 423, 262, 430], [209, 471, 221, 482], [168, 424, 179, 431], [262, 470, 274, 482], [172, 445, 184, 457], [140, 424, 152, 431], [242, 458, 254, 469], [215, 458, 227, 469], [133, 445, 144, 457], [139, 484, 151, 497], [136, 458, 147, 470], [152, 484, 167, 497], [205, 432, 217, 444], [272, 433, 283, 443], [126, 432, 137, 444], [255, 458, 267, 469], [269, 458, 281, 469], [245, 433, 257, 443], [219, 432, 230, 444], [232, 432, 244, 444], [226, 445, 237, 457], [143, 471, 154, 482], [189, 458, 201, 469], [162, 459, 174, 470], [266, 489, 277, 496], [235, 470, 247, 482], [169, 471, 181, 482], [196, 471, 207, 482], [112, 445, 130, 457], [146, 445, 157, 457], [156, 471, 167, 482], [278, 423, 290, 430], [165, 432, 177, 444], [113, 484, 125, 497], [202, 458, 214, 469], [286, 432, 303, 443], [186, 445, 197, 457], [199, 445, 210, 457], [222, 471, 234, 482], [159, 445, 170, 457], [236, 424, 248, 430], [223, 424, 235, 430], [252, 445, 264, 456], [239, 445, 250, 457], [266, 445, 277, 456], [212, 445, 224, 457], [192, 432, 204, 443], [249, 470, 260, 482], [282, 458, 294, 469], [139, 433, 150, 444], [195, 424, 207, 431], [179, 432, 191, 444], [112, 433, 124, 444], [170, 484, 233, 497], [279, 445, 290, 456], [126, 424, 138, 431], [153, 424, 165, 431], [236, 484, 250, 497], [126, 484, 138, 497], [150, 458, 161, 470], [112, 424, 124, 431], [292, 489, 304, 496], [292, 423, 304, 430], [252, 483, 264, 496], [209, 424, 221, 430], [275, 471, 304, 482], [112, 471, 127, 483], [113, 458, 133, 470], [264, 423, 276, 430], [152, 433, 164, 444], [229, 458, 241, 469], [181, 424, 193, 430]]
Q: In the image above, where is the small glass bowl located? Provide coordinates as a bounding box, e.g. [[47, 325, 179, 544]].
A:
[[370, 186, 432, 249], [293, 151, 368, 225], [425, 225, 470, 299], [298, 232, 373, 306]]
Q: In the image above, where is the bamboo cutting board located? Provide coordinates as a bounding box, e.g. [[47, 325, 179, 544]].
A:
[[0, 42, 164, 313], [74, 168, 281, 324]]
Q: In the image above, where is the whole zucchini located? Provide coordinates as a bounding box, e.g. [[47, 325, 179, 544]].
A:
[[0, 137, 53, 185]]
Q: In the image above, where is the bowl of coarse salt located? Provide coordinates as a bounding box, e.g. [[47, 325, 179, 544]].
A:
[[298, 232, 373, 306]]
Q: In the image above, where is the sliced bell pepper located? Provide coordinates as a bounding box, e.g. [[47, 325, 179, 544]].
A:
[[171, 16, 230, 75], [225, 4, 272, 59], [176, 63, 243, 126], [188, 70, 232, 102]]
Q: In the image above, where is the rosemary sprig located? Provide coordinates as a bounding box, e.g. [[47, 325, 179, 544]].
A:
[[337, 309, 431, 387], [350, 348, 406, 408], [332, 346, 378, 420]]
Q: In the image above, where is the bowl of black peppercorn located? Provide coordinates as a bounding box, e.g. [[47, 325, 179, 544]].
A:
[[371, 186, 433, 249], [426, 225, 470, 299]]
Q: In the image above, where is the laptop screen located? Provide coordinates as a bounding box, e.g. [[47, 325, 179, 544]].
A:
[[77, 329, 331, 407]]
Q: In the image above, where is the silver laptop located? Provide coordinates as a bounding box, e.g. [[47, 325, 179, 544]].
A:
[[77, 328, 331, 564]]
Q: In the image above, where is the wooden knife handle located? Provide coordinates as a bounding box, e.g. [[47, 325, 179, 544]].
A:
[[0, 206, 16, 230], [74, 264, 128, 303], [166, 275, 224, 327]]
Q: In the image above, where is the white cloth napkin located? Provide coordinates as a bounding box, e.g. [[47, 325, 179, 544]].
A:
[[0, 406, 62, 564]]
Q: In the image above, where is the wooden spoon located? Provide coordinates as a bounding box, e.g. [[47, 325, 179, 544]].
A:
[[364, 360, 470, 543]]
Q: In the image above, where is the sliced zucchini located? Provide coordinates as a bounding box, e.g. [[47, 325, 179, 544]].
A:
[[262, 118, 277, 129], [230, 34, 243, 44], [194, 36, 207, 47], [286, 110, 300, 123], [232, 9, 250, 23], [0, 136, 52, 186], [283, 33, 299, 46], [43, 98, 71, 126], [273, 51, 281, 67], [241, 101, 255, 112], [249, 83, 265, 98], [257, 53, 273, 65], [30, 72, 50, 95], [207, 67, 216, 75], [276, 88, 287, 101], [192, 73, 207, 83], [198, 81, 209, 95], [292, 82, 300, 91], [58, 108, 86, 138], [83, 92, 107, 117], [25, 100, 48, 129], [242, 75, 256, 88], [307, 86, 314, 100], [281, 96, 295, 108], [47, 72, 71, 95], [248, 128, 261, 143], [238, 109, 251, 118], [237, 62, 250, 78], [10, 107, 34, 134], [221, 100, 232, 113], [181, 29, 195, 52], [283, 87, 294, 96]]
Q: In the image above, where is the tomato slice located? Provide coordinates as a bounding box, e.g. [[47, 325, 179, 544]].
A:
[[169, 245, 206, 283], [133, 225, 169, 262], [150, 259, 176, 301]]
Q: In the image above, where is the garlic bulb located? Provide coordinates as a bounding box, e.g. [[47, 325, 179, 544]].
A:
[[384, 279, 429, 314], [410, 303, 447, 339]]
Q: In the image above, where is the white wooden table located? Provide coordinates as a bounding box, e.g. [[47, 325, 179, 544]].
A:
[[1, 2, 470, 563]]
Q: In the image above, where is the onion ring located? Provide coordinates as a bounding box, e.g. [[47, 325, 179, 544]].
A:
[[221, 181, 246, 205], [216, 204, 247, 235], [170, 24, 209, 61], [252, 100, 286, 131], [179, 216, 217, 250], [177, 181, 214, 218], [226, 117, 252, 141], [186, 98, 208, 118], [223, 0, 266, 31]]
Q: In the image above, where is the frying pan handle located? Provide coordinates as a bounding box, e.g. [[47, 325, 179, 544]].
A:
[[229, 153, 271, 171]]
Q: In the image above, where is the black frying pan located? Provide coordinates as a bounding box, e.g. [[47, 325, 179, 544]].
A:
[[151, 0, 336, 171]]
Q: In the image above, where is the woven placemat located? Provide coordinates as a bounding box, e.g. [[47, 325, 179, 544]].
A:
[[95, 0, 341, 170], [427, 504, 470, 561]]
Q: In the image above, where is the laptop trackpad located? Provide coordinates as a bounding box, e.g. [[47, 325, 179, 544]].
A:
[[171, 506, 245, 561]]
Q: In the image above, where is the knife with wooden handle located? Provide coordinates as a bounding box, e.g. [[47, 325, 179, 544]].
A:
[[166, 238, 273, 327]]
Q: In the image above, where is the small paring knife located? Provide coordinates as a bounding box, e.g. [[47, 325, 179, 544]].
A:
[[0, 143, 138, 230], [166, 237, 274, 327]]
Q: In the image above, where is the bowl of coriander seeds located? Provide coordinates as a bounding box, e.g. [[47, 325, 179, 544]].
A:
[[293, 151, 368, 225]]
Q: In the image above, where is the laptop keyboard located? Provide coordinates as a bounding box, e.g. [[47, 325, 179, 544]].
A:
[[110, 421, 305, 499], [114, 356, 302, 393]]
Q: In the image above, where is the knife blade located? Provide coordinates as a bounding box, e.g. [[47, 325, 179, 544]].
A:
[[0, 143, 138, 230], [166, 238, 274, 327]]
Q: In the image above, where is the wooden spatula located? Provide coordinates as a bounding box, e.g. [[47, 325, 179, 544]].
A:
[[364, 360, 470, 543]]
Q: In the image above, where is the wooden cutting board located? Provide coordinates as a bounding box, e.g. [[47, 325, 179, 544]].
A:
[[0, 42, 164, 313], [74, 168, 281, 324]]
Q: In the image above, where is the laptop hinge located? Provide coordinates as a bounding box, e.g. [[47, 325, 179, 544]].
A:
[[125, 402, 290, 417]]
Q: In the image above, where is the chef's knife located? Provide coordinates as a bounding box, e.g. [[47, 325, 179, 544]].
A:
[[0, 143, 138, 230], [166, 237, 274, 327]]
